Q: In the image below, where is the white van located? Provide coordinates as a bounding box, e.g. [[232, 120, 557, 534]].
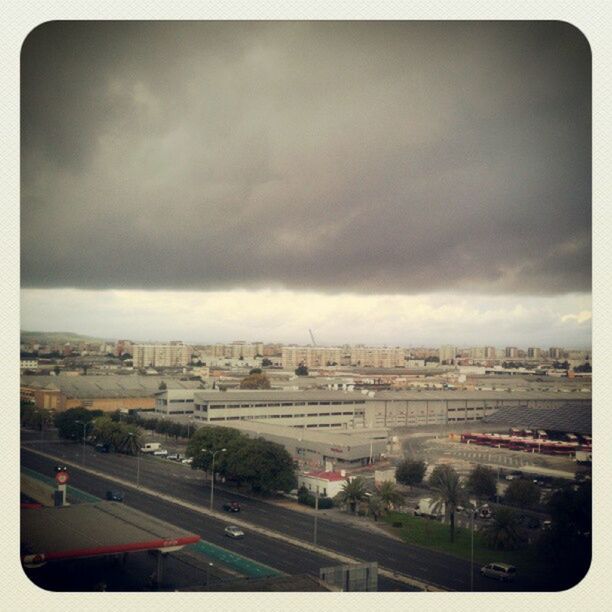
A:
[[141, 442, 161, 453], [480, 563, 516, 582]]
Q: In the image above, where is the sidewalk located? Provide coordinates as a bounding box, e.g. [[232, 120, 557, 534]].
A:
[[269, 497, 404, 542]]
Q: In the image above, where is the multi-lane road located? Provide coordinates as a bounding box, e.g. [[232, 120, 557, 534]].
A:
[[21, 432, 551, 592]]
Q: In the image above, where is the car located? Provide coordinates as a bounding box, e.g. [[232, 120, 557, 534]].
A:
[[106, 490, 124, 502], [167, 453, 182, 461], [224, 525, 245, 539], [542, 520, 552, 530], [95, 443, 110, 453], [478, 505, 493, 519], [480, 563, 516, 582], [152, 449, 168, 457], [223, 501, 241, 512], [181, 458, 193, 465]]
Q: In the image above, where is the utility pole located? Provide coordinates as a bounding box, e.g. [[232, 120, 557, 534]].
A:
[[313, 485, 319, 545]]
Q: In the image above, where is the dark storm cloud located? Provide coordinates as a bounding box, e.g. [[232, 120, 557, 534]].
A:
[[21, 21, 591, 294]]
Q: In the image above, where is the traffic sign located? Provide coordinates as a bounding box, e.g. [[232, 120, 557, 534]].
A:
[[55, 470, 70, 485]]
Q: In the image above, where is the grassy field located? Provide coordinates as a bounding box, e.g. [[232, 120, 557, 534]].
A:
[[383, 511, 542, 572]]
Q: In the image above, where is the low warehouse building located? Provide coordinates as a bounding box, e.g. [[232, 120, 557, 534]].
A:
[[208, 419, 388, 470], [20, 375, 201, 412]]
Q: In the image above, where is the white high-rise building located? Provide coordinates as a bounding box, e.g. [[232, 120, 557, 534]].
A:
[[439, 345, 457, 364], [132, 342, 192, 368]]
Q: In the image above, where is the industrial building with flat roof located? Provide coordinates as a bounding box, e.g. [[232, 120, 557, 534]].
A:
[[187, 388, 591, 430], [208, 419, 388, 469], [21, 375, 202, 412]]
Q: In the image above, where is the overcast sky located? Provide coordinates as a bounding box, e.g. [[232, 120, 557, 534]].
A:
[[20, 21, 591, 347]]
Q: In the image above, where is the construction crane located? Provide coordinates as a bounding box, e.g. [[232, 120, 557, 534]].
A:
[[309, 329, 317, 346]]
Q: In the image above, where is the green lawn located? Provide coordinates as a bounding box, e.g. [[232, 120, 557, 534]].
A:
[[384, 511, 542, 573]]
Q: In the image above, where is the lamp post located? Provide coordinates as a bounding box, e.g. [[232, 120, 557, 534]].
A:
[[313, 485, 320, 545], [206, 562, 213, 586], [203, 448, 226, 511], [470, 503, 490, 591], [75, 420, 89, 464], [128, 432, 141, 488]]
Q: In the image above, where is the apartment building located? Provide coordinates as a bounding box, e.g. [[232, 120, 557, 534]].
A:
[[438, 345, 457, 364], [527, 347, 542, 359], [349, 347, 405, 368], [132, 342, 191, 368], [505, 347, 518, 358], [211, 341, 264, 359], [282, 346, 345, 370]]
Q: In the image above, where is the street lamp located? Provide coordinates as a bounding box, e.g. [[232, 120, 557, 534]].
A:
[[75, 420, 89, 464], [202, 448, 226, 511], [470, 503, 490, 591], [206, 562, 213, 586], [128, 432, 141, 488]]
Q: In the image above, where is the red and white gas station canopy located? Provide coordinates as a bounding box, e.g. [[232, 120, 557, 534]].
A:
[[21, 501, 200, 567]]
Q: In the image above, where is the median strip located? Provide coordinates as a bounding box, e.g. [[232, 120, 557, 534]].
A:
[[23, 446, 447, 591]]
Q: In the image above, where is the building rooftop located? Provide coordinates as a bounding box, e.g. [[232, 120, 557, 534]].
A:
[[207, 419, 388, 447], [304, 471, 348, 482], [21, 501, 200, 566], [482, 402, 592, 435], [192, 388, 591, 403], [21, 375, 202, 398]]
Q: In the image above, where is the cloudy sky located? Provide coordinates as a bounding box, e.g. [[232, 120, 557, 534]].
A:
[[21, 21, 591, 347]]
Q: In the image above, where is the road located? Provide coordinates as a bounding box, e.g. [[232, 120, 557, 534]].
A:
[[21, 432, 549, 591]]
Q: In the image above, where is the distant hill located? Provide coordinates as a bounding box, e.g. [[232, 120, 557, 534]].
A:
[[21, 330, 109, 345]]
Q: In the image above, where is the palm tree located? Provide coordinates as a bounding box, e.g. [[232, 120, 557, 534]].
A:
[[481, 508, 526, 550], [336, 477, 368, 514], [378, 481, 404, 512], [367, 495, 385, 522], [429, 466, 465, 542]]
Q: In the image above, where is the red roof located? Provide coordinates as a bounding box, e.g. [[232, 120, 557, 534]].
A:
[[304, 471, 347, 482]]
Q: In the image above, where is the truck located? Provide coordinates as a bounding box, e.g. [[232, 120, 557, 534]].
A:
[[575, 450, 592, 465], [414, 498, 444, 520], [141, 442, 162, 453]]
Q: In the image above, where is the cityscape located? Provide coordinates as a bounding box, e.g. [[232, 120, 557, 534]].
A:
[[19, 21, 591, 597]]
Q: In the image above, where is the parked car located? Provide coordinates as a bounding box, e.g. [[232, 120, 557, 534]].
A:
[[223, 501, 241, 513], [152, 449, 168, 457], [95, 443, 110, 453], [181, 457, 193, 465], [224, 525, 245, 539], [478, 505, 493, 519], [480, 563, 516, 582], [106, 490, 124, 502], [167, 453, 182, 461]]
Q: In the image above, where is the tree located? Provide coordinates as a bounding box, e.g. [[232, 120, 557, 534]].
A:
[[261, 358, 273, 367], [377, 480, 404, 511], [481, 507, 526, 550], [158, 381, 167, 390], [335, 477, 368, 514], [294, 363, 309, 376], [241, 438, 297, 493], [368, 495, 385, 521], [429, 465, 465, 542], [467, 465, 497, 501], [187, 426, 243, 475], [240, 372, 271, 389], [536, 480, 591, 589], [54, 407, 103, 441], [504, 479, 540, 509], [396, 459, 426, 488], [249, 368, 262, 375]]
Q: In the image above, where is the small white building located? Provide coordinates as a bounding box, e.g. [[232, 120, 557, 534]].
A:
[[297, 470, 351, 499], [374, 467, 397, 486], [155, 388, 196, 415]]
